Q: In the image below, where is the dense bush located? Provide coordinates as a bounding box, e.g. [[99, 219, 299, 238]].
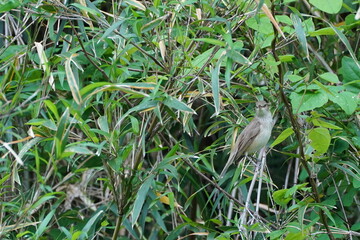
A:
[[0, 0, 359, 239]]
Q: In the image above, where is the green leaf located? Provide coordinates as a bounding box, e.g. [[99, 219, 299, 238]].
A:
[[124, 0, 146, 11], [285, 231, 306, 240], [351, 222, 360, 231], [193, 38, 226, 47], [273, 189, 292, 207], [287, 74, 304, 82], [141, 18, 163, 33], [132, 176, 154, 226], [100, 19, 126, 41], [308, 127, 331, 155], [211, 61, 221, 115], [309, 0, 342, 14], [290, 91, 328, 113], [187, 47, 225, 75], [330, 25, 359, 71], [309, 27, 336, 36], [279, 55, 295, 62], [65, 57, 82, 105], [0, 0, 21, 13], [319, 72, 339, 83], [28, 193, 62, 213], [82, 211, 104, 234], [129, 115, 140, 134], [245, 16, 273, 35], [312, 119, 342, 130], [271, 128, 295, 147], [291, 14, 309, 58], [35, 209, 55, 237], [163, 96, 195, 114], [327, 90, 357, 115], [80, 82, 111, 96], [26, 119, 47, 126], [225, 57, 232, 88], [44, 100, 60, 120], [330, 161, 360, 182], [97, 116, 109, 133], [339, 56, 360, 93], [71, 3, 101, 16], [65, 145, 93, 154]]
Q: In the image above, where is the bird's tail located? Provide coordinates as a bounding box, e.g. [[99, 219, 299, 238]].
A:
[[219, 147, 239, 178]]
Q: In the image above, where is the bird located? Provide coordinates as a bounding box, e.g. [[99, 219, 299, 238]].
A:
[[220, 100, 273, 178]]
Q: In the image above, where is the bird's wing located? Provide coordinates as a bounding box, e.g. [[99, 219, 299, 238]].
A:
[[235, 118, 261, 157], [220, 118, 261, 178]]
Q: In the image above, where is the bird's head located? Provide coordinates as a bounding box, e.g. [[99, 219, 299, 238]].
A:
[[255, 101, 271, 117]]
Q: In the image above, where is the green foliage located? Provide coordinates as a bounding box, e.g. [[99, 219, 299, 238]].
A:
[[0, 0, 359, 239]]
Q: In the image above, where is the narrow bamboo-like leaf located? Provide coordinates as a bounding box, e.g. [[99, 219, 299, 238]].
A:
[[34, 42, 55, 90], [55, 108, 70, 158], [18, 138, 42, 159], [193, 38, 226, 47], [330, 161, 360, 181], [44, 100, 60, 120], [65, 145, 93, 154], [159, 40, 166, 61], [271, 127, 294, 147], [151, 209, 168, 233], [225, 57, 232, 88], [316, 205, 336, 226], [71, 3, 101, 16], [35, 209, 55, 237], [329, 24, 360, 69], [65, 56, 82, 104], [99, 19, 125, 41], [0, 0, 21, 13], [1, 142, 23, 165], [132, 175, 154, 226], [141, 17, 163, 33], [163, 96, 195, 114], [123, 219, 140, 239], [80, 82, 111, 96], [28, 193, 62, 213], [124, 0, 146, 11], [309, 27, 336, 36], [312, 119, 342, 130], [211, 58, 223, 116], [82, 210, 104, 233], [291, 14, 309, 58]]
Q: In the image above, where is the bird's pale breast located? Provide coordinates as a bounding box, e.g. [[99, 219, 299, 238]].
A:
[[246, 118, 272, 153]]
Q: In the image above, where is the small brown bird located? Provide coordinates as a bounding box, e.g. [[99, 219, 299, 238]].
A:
[[220, 101, 273, 178]]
